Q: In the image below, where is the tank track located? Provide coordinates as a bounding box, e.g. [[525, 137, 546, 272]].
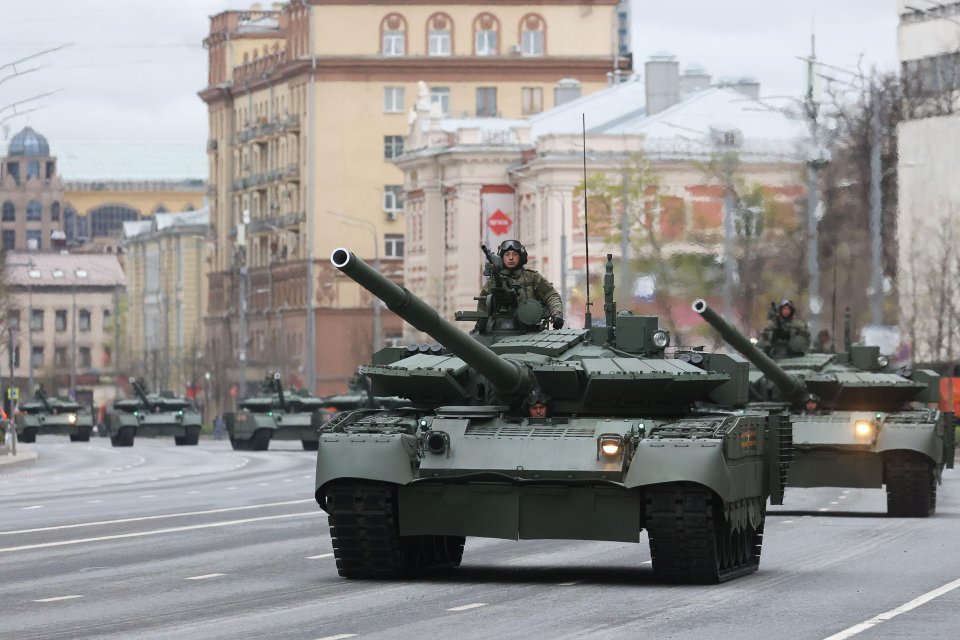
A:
[[325, 481, 465, 578], [646, 484, 763, 584], [884, 451, 936, 517]]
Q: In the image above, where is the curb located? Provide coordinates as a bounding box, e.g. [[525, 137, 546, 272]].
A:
[[0, 450, 38, 471]]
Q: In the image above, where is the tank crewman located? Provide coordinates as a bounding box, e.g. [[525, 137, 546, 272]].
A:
[[802, 393, 821, 415], [525, 390, 550, 418], [478, 239, 564, 328], [757, 298, 811, 357]]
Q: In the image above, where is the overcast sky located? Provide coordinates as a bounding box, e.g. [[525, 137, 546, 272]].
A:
[[0, 0, 898, 144]]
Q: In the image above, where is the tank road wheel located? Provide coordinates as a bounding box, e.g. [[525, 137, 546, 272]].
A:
[[74, 427, 92, 442], [885, 451, 936, 517], [19, 428, 37, 444], [250, 429, 272, 451], [645, 484, 763, 584], [325, 481, 465, 578], [302, 440, 319, 451], [174, 436, 185, 446]]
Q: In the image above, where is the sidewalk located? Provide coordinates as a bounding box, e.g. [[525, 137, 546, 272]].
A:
[[0, 446, 38, 470]]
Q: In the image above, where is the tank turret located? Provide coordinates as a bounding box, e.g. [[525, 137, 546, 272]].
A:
[[129, 377, 157, 411], [693, 299, 805, 401], [331, 247, 535, 404]]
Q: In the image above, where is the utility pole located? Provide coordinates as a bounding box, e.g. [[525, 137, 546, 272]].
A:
[[305, 11, 318, 394], [620, 171, 630, 298], [804, 34, 823, 338], [868, 82, 884, 326]]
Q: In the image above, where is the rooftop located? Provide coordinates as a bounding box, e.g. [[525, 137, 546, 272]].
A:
[[5, 251, 126, 287]]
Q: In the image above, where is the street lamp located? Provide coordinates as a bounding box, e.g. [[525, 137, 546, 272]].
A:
[[70, 268, 89, 400], [203, 371, 211, 423], [329, 211, 382, 353]]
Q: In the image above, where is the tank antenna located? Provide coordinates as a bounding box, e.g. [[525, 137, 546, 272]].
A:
[[582, 114, 593, 328]]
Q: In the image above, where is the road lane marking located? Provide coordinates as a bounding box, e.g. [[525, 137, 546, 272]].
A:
[[558, 580, 584, 586], [0, 499, 315, 535], [782, 520, 794, 524], [139, 495, 156, 499], [315, 635, 356, 640], [21, 506, 43, 510], [0, 512, 317, 553], [188, 491, 200, 494], [830, 501, 839, 505], [818, 507, 829, 511], [823, 576, 960, 640], [447, 603, 487, 612], [34, 595, 82, 602], [186, 573, 225, 580], [86, 500, 104, 504], [640, 560, 652, 565], [308, 553, 334, 559]]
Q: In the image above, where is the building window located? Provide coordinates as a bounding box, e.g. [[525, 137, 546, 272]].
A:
[[520, 14, 545, 56], [476, 87, 498, 117], [50, 201, 60, 221], [55, 309, 68, 332], [430, 87, 451, 114], [27, 161, 40, 179], [103, 345, 112, 367], [26, 229, 41, 250], [54, 347, 67, 368], [31, 346, 44, 369], [7, 310, 20, 330], [89, 204, 139, 238], [79, 309, 91, 332], [383, 30, 404, 56], [2, 230, 14, 250], [26, 200, 42, 221], [383, 86, 405, 113], [2, 201, 14, 221], [476, 29, 497, 56], [7, 162, 19, 183], [384, 234, 404, 258], [427, 13, 453, 56], [384, 135, 405, 160], [13, 346, 19, 369], [522, 87, 543, 115], [103, 308, 112, 332], [79, 347, 92, 369], [383, 186, 404, 213], [30, 309, 43, 331]]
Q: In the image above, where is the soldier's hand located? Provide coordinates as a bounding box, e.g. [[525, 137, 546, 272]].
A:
[[551, 315, 564, 330]]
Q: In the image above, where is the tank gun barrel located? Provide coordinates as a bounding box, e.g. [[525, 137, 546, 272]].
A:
[[129, 377, 156, 411], [34, 386, 53, 412], [693, 299, 806, 401], [331, 248, 532, 401], [273, 372, 286, 411]]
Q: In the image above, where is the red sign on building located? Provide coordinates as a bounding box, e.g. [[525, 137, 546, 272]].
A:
[[487, 209, 512, 236]]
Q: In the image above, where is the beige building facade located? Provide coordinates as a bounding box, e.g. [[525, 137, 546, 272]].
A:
[[122, 209, 210, 398], [199, 0, 631, 398], [2, 252, 125, 411], [896, 1, 960, 363]]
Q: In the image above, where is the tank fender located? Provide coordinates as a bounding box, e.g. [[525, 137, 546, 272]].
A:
[[876, 418, 945, 465], [625, 438, 763, 506], [315, 433, 418, 508]]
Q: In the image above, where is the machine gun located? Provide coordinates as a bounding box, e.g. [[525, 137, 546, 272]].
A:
[[272, 372, 286, 411], [479, 244, 522, 317], [129, 377, 157, 412]]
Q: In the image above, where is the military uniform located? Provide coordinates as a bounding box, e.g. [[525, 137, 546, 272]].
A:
[[478, 267, 563, 317], [758, 317, 811, 356]]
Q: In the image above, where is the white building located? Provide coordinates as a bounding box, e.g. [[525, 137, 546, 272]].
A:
[[896, 0, 960, 362]]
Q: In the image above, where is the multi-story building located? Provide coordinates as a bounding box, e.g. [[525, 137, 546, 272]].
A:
[[199, 1, 631, 400], [122, 209, 210, 400], [396, 58, 807, 339], [896, 1, 960, 363], [1, 126, 207, 250], [2, 252, 126, 411]]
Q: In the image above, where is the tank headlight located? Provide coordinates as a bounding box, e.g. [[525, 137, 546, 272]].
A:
[[425, 431, 449, 455], [67, 413, 77, 424], [652, 330, 670, 349], [597, 434, 624, 459], [877, 355, 889, 368], [854, 420, 874, 438]]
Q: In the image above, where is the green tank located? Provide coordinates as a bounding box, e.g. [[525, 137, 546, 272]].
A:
[[694, 299, 949, 517], [225, 372, 326, 451], [313, 248, 791, 584], [102, 377, 202, 447], [14, 386, 94, 443]]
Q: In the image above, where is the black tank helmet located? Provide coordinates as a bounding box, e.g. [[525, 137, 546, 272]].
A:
[[497, 239, 528, 267]]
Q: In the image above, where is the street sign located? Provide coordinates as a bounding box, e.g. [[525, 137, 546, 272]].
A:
[[6, 388, 18, 400], [487, 209, 512, 236]]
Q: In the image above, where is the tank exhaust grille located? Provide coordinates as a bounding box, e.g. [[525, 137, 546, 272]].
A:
[[466, 424, 595, 438]]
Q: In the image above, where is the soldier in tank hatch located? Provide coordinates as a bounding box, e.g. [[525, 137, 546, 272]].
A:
[[478, 239, 564, 329], [757, 298, 811, 357]]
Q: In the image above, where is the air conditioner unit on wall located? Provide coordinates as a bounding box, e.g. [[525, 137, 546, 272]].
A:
[[385, 210, 397, 221]]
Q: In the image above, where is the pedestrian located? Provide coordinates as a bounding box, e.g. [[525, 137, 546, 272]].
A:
[[213, 413, 225, 440]]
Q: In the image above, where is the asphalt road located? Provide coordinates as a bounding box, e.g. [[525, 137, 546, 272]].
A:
[[1, 437, 958, 640]]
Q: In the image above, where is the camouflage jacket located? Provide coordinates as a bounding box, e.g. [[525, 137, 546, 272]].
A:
[[758, 318, 811, 356], [478, 267, 563, 317]]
